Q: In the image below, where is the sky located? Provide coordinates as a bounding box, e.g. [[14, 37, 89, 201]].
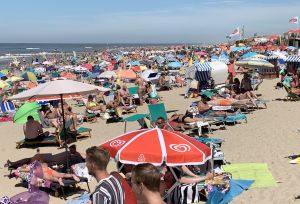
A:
[[0, 0, 300, 43]]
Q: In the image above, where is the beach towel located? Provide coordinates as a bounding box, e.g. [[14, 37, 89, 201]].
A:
[[223, 163, 276, 188], [66, 193, 90, 204], [206, 179, 254, 204]]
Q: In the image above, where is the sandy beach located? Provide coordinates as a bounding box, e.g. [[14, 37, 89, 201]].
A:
[[0, 78, 300, 203]]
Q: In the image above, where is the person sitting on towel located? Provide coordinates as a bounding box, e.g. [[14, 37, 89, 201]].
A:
[[23, 115, 48, 141]]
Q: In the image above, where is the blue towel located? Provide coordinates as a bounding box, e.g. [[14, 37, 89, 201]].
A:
[[206, 179, 254, 204], [66, 193, 90, 204]]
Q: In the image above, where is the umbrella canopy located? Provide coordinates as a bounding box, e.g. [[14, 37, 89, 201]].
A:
[[22, 72, 37, 82], [73, 66, 88, 73], [82, 63, 93, 70], [14, 102, 41, 124], [0, 69, 10, 75], [241, 52, 257, 59], [235, 58, 274, 69], [8, 79, 99, 102], [195, 51, 208, 56], [141, 70, 158, 81], [34, 67, 46, 74], [0, 80, 9, 89], [116, 69, 137, 80], [42, 61, 53, 65], [98, 71, 117, 79], [167, 61, 182, 69], [128, 61, 140, 66], [6, 76, 24, 82], [100, 128, 212, 166]]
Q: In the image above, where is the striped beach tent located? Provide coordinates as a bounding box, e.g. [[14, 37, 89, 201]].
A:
[[195, 62, 212, 82], [286, 55, 300, 62]]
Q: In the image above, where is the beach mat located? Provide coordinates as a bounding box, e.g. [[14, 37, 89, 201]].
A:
[[223, 163, 276, 188]]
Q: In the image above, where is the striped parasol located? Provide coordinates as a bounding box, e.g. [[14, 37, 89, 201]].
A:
[[235, 58, 274, 69]]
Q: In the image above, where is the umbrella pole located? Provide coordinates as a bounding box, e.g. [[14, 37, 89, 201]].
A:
[[124, 121, 127, 133], [60, 94, 70, 172], [210, 143, 214, 178]]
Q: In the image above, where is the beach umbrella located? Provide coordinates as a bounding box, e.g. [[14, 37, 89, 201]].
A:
[[115, 69, 137, 80], [195, 51, 208, 56], [167, 61, 182, 69], [13, 102, 41, 124], [0, 69, 10, 75], [34, 67, 46, 74], [6, 76, 24, 82], [100, 128, 212, 166], [0, 73, 5, 80], [9, 79, 99, 169], [42, 61, 53, 65], [241, 52, 257, 59], [0, 80, 9, 89], [22, 72, 37, 82], [128, 61, 140, 66], [271, 51, 287, 61], [82, 63, 93, 70], [141, 70, 158, 81], [98, 71, 117, 79], [32, 61, 40, 66], [73, 66, 88, 73], [288, 46, 297, 50], [235, 58, 274, 69]]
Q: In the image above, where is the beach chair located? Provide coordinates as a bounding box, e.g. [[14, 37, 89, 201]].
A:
[[128, 86, 140, 105], [147, 103, 168, 122], [0, 101, 16, 116], [283, 84, 300, 101], [15, 135, 61, 149], [148, 103, 208, 135]]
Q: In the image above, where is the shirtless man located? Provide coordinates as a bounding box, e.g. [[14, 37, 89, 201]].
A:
[[135, 76, 146, 105]]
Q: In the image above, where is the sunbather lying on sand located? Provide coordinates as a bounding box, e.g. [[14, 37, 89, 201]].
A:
[[15, 162, 80, 186], [197, 101, 240, 117]]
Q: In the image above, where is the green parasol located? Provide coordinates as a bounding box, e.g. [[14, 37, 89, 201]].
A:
[[14, 102, 41, 124]]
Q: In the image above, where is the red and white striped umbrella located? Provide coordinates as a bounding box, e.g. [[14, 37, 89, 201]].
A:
[[100, 128, 212, 166]]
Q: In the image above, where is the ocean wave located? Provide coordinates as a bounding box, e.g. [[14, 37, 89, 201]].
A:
[[26, 48, 40, 50], [0, 52, 73, 59]]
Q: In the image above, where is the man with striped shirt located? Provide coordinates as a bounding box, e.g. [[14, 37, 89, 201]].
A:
[[86, 146, 124, 204]]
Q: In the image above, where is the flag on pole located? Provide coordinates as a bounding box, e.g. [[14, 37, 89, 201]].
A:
[[229, 27, 240, 37], [289, 16, 298, 24]]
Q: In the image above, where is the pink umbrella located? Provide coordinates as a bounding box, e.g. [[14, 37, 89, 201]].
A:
[[82, 63, 93, 70], [195, 52, 208, 56]]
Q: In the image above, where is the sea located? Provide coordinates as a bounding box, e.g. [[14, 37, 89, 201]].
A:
[[0, 43, 183, 67]]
